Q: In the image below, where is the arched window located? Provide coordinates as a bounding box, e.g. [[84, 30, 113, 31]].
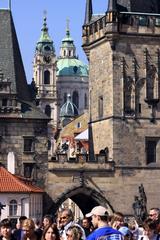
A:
[[64, 93, 67, 104], [72, 91, 79, 108], [45, 105, 51, 118], [48, 140, 51, 150], [9, 200, 17, 216], [44, 70, 50, 84], [84, 93, 88, 109]]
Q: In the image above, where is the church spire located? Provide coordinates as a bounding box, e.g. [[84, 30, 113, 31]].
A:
[[39, 11, 52, 43], [36, 11, 55, 55], [66, 18, 70, 38], [84, 0, 93, 25], [59, 19, 76, 59]]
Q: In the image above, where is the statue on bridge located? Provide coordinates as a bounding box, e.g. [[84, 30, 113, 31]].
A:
[[132, 184, 147, 222]]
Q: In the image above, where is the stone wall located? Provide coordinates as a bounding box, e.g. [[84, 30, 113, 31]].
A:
[[0, 119, 48, 187]]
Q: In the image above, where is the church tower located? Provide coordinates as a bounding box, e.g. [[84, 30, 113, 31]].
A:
[[33, 14, 57, 128], [56, 20, 89, 118], [82, 0, 160, 212]]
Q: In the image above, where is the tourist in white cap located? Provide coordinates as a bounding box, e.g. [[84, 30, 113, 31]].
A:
[[85, 206, 123, 240]]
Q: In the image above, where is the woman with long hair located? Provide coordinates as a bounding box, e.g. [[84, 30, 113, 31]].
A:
[[41, 224, 60, 240]]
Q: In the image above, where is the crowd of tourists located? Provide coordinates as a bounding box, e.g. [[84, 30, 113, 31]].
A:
[[0, 206, 160, 240]]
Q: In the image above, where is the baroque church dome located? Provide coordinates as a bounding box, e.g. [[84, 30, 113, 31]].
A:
[[57, 58, 88, 77], [56, 21, 88, 77]]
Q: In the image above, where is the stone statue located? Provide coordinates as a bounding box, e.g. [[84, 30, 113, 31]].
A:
[[132, 184, 147, 222]]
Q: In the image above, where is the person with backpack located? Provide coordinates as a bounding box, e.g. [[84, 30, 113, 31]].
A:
[[85, 206, 123, 240]]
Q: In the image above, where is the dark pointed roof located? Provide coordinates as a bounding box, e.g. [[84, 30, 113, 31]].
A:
[[107, 0, 160, 13], [0, 9, 31, 101], [84, 0, 93, 25]]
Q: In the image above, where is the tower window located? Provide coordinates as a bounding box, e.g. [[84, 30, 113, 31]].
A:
[[23, 163, 35, 178], [45, 105, 51, 118], [77, 122, 81, 128], [146, 137, 159, 164], [84, 93, 88, 109], [48, 140, 51, 150], [44, 70, 50, 84], [23, 137, 34, 153], [98, 96, 103, 118], [64, 93, 67, 104], [2, 99, 7, 106], [72, 91, 79, 108]]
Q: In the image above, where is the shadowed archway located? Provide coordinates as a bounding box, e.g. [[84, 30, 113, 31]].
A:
[[48, 185, 114, 216]]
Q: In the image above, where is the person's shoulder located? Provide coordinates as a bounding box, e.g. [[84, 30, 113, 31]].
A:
[[86, 231, 96, 240], [93, 227, 122, 240]]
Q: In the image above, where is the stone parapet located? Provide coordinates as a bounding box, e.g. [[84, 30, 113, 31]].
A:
[[82, 12, 160, 47]]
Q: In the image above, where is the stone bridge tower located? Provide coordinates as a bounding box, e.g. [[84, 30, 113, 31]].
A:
[[79, 0, 160, 214]]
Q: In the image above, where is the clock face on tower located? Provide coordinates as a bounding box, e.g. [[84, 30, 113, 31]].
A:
[[43, 55, 51, 64]]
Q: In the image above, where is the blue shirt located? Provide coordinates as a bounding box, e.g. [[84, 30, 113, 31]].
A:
[[87, 226, 123, 240]]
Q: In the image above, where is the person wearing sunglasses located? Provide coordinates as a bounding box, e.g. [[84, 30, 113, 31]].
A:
[[149, 209, 160, 222], [58, 208, 85, 240]]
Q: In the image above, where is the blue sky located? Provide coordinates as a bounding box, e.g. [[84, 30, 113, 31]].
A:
[[1, 0, 107, 82]]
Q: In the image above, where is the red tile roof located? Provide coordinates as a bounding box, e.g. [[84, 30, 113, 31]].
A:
[[0, 166, 44, 193]]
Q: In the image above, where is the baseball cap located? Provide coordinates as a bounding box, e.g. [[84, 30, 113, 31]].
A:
[[86, 206, 108, 218], [119, 227, 132, 236]]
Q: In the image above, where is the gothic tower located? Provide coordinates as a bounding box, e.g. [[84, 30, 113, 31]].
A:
[[82, 0, 160, 212], [0, 8, 49, 187], [33, 14, 57, 128]]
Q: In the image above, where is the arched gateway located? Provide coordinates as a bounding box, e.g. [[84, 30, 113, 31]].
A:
[[48, 185, 114, 216], [45, 160, 115, 216]]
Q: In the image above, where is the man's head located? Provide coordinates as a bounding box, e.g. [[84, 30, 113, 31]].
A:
[[43, 215, 53, 228], [86, 206, 108, 228], [82, 218, 90, 229], [149, 208, 160, 221], [60, 209, 73, 227], [19, 216, 27, 227]]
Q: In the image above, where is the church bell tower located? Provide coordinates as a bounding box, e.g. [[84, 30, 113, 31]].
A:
[[33, 13, 57, 128]]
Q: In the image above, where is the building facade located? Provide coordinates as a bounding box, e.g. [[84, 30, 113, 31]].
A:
[[0, 166, 43, 223]]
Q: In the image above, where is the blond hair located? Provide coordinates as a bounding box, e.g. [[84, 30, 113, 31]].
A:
[[22, 219, 35, 230]]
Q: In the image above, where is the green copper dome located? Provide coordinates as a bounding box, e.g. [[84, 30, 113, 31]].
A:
[[57, 19, 88, 77], [60, 94, 79, 117], [57, 58, 88, 77], [36, 16, 55, 54]]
